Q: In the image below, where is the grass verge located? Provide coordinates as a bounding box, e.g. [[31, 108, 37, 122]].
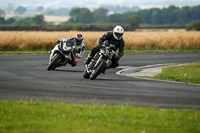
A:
[[146, 63, 200, 84], [0, 100, 199, 133]]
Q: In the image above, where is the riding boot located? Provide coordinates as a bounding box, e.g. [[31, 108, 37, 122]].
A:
[[84, 46, 99, 65], [84, 54, 93, 65]]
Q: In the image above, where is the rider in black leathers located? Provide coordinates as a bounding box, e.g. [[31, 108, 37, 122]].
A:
[[84, 25, 125, 68]]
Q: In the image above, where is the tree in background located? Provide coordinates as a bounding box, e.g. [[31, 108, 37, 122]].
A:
[[0, 9, 5, 17], [127, 15, 142, 30], [164, 5, 179, 24], [191, 5, 200, 21], [151, 8, 163, 24], [66, 5, 200, 25], [0, 17, 5, 24], [137, 5, 200, 25], [93, 8, 109, 23], [69, 8, 93, 23], [11, 15, 44, 25], [108, 13, 124, 23], [14, 6, 27, 14], [32, 15, 44, 24], [186, 20, 200, 31], [6, 18, 15, 24], [138, 9, 152, 24]]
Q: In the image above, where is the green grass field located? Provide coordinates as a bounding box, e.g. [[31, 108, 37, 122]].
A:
[[151, 63, 200, 84], [0, 100, 199, 133]]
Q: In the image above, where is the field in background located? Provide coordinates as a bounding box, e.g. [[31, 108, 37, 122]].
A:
[[0, 31, 200, 51], [44, 15, 69, 24], [5, 12, 69, 24]]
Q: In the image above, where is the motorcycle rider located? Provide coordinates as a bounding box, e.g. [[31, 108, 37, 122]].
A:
[[52, 33, 85, 67], [84, 25, 125, 68]]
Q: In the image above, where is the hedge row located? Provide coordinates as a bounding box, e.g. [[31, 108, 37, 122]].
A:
[[0, 23, 187, 31]]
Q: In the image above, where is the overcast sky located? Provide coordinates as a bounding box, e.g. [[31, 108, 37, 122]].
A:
[[0, 0, 200, 9]]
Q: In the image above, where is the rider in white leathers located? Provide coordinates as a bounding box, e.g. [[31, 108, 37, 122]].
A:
[[50, 33, 85, 67]]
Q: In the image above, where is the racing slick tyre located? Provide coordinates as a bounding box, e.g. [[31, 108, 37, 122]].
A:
[[83, 69, 90, 79], [47, 53, 61, 71], [90, 60, 106, 80]]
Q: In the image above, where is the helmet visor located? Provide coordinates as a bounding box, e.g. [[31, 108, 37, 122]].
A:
[[114, 32, 123, 39], [75, 39, 83, 45]]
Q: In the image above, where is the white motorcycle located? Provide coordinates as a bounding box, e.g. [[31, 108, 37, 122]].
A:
[[47, 39, 75, 70]]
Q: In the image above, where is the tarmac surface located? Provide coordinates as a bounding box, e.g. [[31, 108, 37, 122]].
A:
[[0, 53, 200, 109]]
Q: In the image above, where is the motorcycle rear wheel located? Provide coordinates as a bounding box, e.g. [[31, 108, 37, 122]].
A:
[[90, 60, 106, 80], [47, 53, 61, 71]]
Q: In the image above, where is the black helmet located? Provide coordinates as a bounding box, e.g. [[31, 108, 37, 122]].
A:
[[75, 33, 83, 46]]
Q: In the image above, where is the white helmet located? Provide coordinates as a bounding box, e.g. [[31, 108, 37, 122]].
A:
[[113, 25, 124, 40]]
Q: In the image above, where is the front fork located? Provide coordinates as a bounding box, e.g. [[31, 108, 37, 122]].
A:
[[49, 45, 70, 65], [49, 45, 59, 63], [86, 54, 103, 73], [94, 54, 103, 68]]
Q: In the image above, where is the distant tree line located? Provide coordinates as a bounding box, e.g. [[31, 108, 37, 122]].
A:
[[0, 5, 200, 31], [64, 5, 200, 30], [0, 23, 124, 31], [67, 7, 141, 30], [138, 5, 200, 25], [186, 20, 200, 31], [67, 8, 136, 24], [0, 15, 44, 25], [67, 5, 200, 25]]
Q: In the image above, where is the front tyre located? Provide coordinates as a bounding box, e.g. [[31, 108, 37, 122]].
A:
[[90, 60, 106, 80], [83, 69, 90, 79], [47, 53, 61, 71]]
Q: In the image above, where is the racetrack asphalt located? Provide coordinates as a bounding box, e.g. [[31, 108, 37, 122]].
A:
[[0, 52, 200, 109]]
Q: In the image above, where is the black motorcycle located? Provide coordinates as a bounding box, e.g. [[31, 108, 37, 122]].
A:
[[47, 40, 75, 70], [83, 44, 116, 80]]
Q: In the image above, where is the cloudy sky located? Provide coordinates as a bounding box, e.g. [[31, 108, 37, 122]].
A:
[[0, 0, 200, 9]]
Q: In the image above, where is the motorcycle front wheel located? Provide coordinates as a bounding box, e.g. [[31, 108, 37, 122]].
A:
[[83, 69, 90, 79], [47, 53, 61, 71], [90, 60, 106, 80]]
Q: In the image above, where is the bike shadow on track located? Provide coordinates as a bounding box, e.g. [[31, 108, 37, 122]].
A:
[[94, 78, 140, 82], [54, 69, 84, 73]]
